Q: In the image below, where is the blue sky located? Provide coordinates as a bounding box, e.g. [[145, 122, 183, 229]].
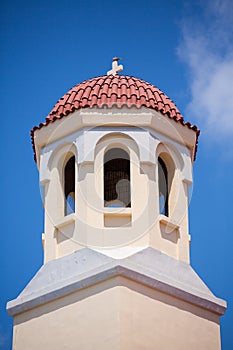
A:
[[1, 0, 233, 348]]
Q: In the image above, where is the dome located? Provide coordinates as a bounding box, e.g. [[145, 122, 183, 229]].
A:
[[31, 75, 199, 159], [47, 75, 183, 120]]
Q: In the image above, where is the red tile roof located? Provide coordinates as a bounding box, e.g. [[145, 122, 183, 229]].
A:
[[31, 75, 200, 161]]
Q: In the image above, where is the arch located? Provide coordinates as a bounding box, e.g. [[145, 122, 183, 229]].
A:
[[156, 144, 176, 217], [45, 143, 77, 216], [158, 156, 168, 216], [94, 132, 141, 210], [64, 154, 76, 215], [155, 141, 184, 171], [104, 148, 131, 208], [95, 132, 140, 160], [48, 142, 77, 172]]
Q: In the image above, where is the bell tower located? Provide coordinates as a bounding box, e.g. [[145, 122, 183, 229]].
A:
[[7, 60, 226, 350]]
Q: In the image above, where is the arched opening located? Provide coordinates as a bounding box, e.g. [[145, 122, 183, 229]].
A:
[[104, 148, 131, 207], [158, 156, 168, 216], [64, 155, 75, 215]]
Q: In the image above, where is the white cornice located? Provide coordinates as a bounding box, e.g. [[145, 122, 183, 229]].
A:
[[7, 247, 226, 317]]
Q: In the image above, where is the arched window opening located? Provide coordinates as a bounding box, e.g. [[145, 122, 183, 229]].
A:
[[158, 157, 168, 216], [104, 148, 131, 208], [64, 156, 75, 215]]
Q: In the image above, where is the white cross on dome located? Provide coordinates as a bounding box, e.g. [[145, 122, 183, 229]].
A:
[[107, 57, 123, 76]]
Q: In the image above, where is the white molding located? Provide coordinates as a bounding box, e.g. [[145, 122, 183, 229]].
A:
[[55, 214, 76, 229], [7, 248, 226, 317], [159, 215, 180, 230]]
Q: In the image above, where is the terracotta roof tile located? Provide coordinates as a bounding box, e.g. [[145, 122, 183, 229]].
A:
[[31, 75, 200, 161]]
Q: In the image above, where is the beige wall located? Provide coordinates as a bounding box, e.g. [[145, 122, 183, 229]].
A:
[[41, 125, 192, 264], [13, 277, 221, 350]]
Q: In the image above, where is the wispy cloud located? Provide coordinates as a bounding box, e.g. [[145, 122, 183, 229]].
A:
[[178, 0, 233, 140]]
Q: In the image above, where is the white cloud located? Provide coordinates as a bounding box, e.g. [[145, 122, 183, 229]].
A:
[[178, 0, 233, 139]]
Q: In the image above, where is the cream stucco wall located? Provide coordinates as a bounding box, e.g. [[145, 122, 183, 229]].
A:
[[8, 99, 227, 350], [13, 277, 221, 350], [36, 107, 195, 264]]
